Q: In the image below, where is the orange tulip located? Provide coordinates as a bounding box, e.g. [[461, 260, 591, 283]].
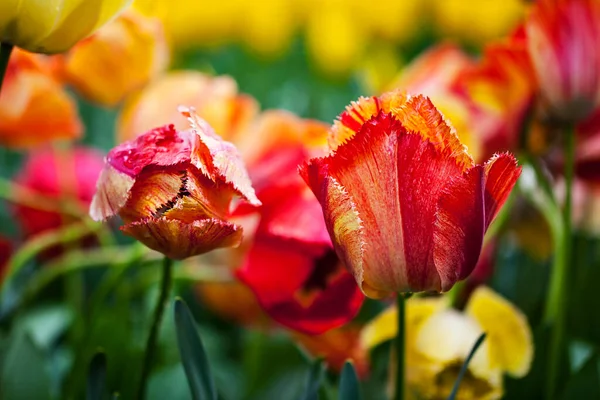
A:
[[117, 71, 258, 142], [56, 11, 169, 107], [0, 49, 82, 148]]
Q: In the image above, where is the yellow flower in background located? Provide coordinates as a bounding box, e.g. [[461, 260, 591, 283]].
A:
[[134, 0, 244, 48], [354, 0, 425, 43], [430, 0, 527, 44], [362, 287, 533, 400], [0, 0, 131, 54], [359, 43, 404, 95], [305, 1, 367, 77], [56, 10, 169, 106], [238, 0, 296, 57]]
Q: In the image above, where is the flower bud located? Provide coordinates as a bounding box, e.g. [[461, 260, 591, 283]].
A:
[[90, 107, 260, 259], [0, 0, 131, 54]]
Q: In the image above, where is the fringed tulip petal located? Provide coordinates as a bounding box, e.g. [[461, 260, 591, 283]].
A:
[[122, 217, 242, 260], [483, 153, 522, 228], [466, 286, 534, 378], [181, 107, 261, 207]]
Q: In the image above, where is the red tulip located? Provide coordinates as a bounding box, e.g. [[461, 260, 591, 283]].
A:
[[90, 107, 260, 259], [526, 0, 600, 122], [300, 91, 521, 298], [237, 145, 364, 335]]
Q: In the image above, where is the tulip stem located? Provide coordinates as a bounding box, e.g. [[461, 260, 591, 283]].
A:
[[545, 126, 575, 399], [395, 293, 409, 400], [137, 256, 173, 400], [0, 43, 13, 93]]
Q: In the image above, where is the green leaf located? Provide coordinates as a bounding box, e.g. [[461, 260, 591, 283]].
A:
[[87, 351, 107, 400], [301, 359, 325, 400], [339, 361, 361, 400], [561, 354, 600, 399], [0, 331, 51, 400], [447, 333, 487, 400], [174, 298, 217, 400]]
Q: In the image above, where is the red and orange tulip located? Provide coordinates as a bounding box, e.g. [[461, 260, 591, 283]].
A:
[[90, 107, 260, 259], [300, 91, 521, 298]]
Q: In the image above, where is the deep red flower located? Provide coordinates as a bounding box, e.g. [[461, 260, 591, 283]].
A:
[[13, 146, 104, 238], [525, 0, 600, 122], [90, 107, 260, 259], [237, 144, 364, 335], [300, 92, 521, 299]]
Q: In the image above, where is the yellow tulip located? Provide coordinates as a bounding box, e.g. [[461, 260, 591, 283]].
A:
[[361, 287, 533, 400], [0, 0, 131, 54]]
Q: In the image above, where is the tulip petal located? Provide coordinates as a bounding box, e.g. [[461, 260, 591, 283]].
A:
[[106, 124, 193, 177], [466, 286, 533, 377], [299, 163, 367, 296], [483, 152, 522, 229], [180, 107, 261, 207], [118, 168, 183, 223], [328, 91, 473, 170], [238, 238, 363, 335], [121, 217, 242, 259], [433, 166, 485, 291], [89, 165, 135, 221]]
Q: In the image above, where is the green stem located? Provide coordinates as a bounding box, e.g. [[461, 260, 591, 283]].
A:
[[395, 293, 407, 400], [0, 43, 13, 93], [448, 333, 487, 400], [0, 222, 104, 294], [137, 256, 174, 400], [545, 126, 575, 400]]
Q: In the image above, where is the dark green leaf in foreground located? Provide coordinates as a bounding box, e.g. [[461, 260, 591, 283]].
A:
[[0, 330, 51, 400], [87, 351, 107, 400], [339, 361, 361, 400], [174, 298, 217, 400], [447, 333, 487, 400], [301, 358, 326, 400]]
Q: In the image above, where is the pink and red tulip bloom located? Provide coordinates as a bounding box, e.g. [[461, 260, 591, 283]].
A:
[[301, 91, 521, 299], [90, 107, 260, 260]]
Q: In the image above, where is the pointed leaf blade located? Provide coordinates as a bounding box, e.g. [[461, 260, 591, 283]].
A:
[[174, 298, 217, 400]]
